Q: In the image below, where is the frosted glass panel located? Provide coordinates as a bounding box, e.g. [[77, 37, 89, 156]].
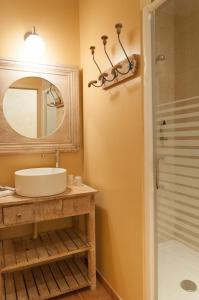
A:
[[153, 1, 199, 299]]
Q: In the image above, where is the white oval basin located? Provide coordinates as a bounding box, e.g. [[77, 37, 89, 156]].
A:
[[15, 168, 67, 197]]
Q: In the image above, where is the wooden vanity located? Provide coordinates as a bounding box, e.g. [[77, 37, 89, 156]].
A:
[[0, 185, 97, 300]]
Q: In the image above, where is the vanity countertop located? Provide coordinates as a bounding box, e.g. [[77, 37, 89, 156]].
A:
[[0, 184, 97, 207]]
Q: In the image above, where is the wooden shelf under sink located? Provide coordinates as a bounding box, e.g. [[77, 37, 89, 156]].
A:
[[0, 185, 97, 299], [2, 257, 90, 300], [0, 228, 89, 274]]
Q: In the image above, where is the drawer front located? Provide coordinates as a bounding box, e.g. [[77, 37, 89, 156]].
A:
[[3, 204, 35, 226], [63, 196, 91, 217], [35, 200, 62, 222]]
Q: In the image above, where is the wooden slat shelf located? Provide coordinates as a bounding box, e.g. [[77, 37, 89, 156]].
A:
[[3, 257, 90, 300], [0, 186, 97, 299], [0, 228, 89, 274]]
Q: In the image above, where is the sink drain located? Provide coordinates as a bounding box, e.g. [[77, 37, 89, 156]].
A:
[[180, 280, 197, 292]]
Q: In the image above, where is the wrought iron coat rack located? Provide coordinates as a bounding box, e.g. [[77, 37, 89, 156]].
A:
[[88, 23, 139, 90]]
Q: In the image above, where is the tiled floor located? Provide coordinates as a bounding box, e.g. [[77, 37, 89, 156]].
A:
[[54, 281, 113, 300]]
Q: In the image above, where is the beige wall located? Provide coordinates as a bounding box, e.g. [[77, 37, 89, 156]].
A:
[[0, 0, 83, 186], [0, 0, 80, 65], [0, 1, 144, 299], [79, 1, 143, 299]]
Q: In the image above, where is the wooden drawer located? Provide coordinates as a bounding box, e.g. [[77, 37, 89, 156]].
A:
[[3, 204, 35, 226], [63, 196, 91, 217], [35, 199, 62, 221], [2, 196, 92, 226]]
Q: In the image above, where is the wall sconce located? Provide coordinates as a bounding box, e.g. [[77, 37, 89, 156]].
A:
[[24, 27, 45, 57], [88, 23, 139, 89]]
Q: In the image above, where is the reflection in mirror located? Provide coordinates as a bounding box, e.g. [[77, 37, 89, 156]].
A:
[[3, 77, 64, 139]]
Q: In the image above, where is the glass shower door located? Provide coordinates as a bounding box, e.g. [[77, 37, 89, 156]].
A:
[[153, 1, 199, 299]]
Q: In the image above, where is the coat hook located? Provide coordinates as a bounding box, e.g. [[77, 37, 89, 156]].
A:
[[88, 80, 98, 88], [88, 46, 104, 87], [90, 46, 103, 74], [98, 72, 109, 81], [101, 35, 117, 81], [88, 46, 107, 88], [115, 23, 133, 75]]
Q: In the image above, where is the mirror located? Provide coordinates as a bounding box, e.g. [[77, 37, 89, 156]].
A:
[[0, 59, 80, 153], [3, 77, 64, 139]]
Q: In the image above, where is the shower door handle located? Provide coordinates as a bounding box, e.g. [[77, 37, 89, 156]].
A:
[[156, 157, 163, 189]]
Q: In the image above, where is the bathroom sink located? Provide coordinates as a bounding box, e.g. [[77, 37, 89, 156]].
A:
[[15, 168, 67, 197]]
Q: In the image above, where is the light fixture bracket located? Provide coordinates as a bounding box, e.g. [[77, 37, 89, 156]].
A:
[[24, 26, 45, 57]]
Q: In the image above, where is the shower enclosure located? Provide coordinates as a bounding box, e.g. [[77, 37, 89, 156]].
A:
[[144, 0, 199, 299]]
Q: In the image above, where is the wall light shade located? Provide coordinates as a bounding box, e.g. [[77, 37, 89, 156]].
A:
[[24, 27, 45, 57]]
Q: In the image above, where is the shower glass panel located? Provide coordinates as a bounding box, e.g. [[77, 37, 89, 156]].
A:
[[153, 1, 199, 299]]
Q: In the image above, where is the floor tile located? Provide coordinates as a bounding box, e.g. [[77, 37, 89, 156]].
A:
[[56, 281, 113, 300], [52, 292, 80, 300], [78, 282, 113, 300]]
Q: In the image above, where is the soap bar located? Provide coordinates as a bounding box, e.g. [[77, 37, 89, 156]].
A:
[[0, 190, 15, 198]]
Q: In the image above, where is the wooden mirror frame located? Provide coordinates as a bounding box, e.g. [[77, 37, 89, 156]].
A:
[[0, 59, 80, 153]]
